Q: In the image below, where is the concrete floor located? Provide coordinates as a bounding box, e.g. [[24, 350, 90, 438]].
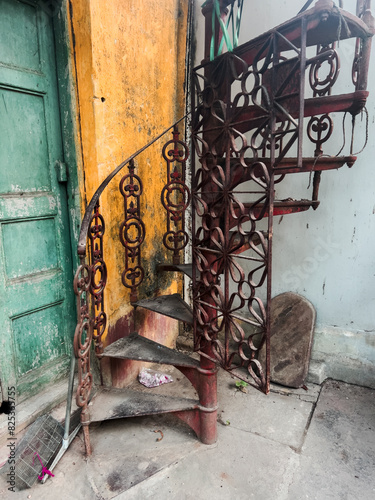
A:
[[1, 370, 374, 499]]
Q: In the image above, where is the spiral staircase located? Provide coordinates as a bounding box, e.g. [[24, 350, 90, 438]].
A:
[[71, 0, 374, 456]]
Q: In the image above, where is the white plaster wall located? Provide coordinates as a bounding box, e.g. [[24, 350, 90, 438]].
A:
[[193, 0, 375, 386]]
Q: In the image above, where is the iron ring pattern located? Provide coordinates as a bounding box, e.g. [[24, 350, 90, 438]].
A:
[[191, 11, 367, 393], [119, 159, 145, 302], [191, 24, 321, 393], [73, 201, 107, 408], [309, 44, 340, 97], [89, 201, 107, 356], [306, 43, 339, 157], [192, 46, 284, 393], [73, 261, 94, 408], [161, 126, 191, 265]]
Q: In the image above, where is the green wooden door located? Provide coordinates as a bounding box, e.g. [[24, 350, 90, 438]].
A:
[[0, 0, 76, 403]]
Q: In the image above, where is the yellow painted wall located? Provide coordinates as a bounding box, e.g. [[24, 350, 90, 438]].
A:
[[68, 0, 189, 385]]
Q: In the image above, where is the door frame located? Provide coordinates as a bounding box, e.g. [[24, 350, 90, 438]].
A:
[[0, 0, 81, 417], [53, 1, 82, 272]]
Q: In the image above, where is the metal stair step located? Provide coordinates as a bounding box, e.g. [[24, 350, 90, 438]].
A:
[[158, 263, 193, 279], [227, 156, 356, 193], [103, 332, 199, 368], [229, 199, 317, 224], [232, 93, 369, 135], [248, 199, 318, 217], [133, 293, 193, 324], [88, 386, 199, 423]]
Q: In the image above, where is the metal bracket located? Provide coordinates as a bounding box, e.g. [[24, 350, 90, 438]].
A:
[[55, 160, 68, 183]]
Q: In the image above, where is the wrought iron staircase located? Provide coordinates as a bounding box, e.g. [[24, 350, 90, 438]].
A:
[[73, 123, 219, 455], [72, 0, 374, 457]]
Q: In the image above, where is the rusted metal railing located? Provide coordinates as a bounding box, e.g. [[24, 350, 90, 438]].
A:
[[72, 120, 190, 441], [193, 0, 374, 394]]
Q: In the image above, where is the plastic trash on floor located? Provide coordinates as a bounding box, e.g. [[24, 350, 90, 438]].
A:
[[138, 368, 173, 388]]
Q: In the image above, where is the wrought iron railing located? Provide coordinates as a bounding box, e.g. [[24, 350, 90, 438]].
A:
[[193, 0, 374, 394], [72, 120, 190, 421]]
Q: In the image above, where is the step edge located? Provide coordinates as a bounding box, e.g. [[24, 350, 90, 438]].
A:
[[102, 334, 200, 368], [88, 387, 200, 423]]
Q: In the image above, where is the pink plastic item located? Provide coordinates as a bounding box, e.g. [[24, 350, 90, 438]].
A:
[[138, 368, 173, 388]]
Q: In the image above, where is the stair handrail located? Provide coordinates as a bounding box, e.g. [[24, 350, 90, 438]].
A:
[[77, 114, 188, 257]]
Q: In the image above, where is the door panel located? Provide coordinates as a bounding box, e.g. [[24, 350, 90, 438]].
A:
[[13, 303, 65, 375], [1, 89, 51, 192], [3, 218, 59, 279], [0, 0, 40, 71], [0, 0, 76, 403]]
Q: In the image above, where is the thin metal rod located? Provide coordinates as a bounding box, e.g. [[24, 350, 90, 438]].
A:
[[64, 353, 76, 441], [41, 353, 79, 484], [297, 17, 307, 168], [41, 423, 81, 483], [298, 0, 314, 14]]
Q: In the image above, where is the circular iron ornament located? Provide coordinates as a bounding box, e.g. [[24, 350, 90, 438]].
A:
[[309, 46, 340, 96], [241, 70, 260, 96], [89, 212, 105, 238], [119, 218, 145, 249], [119, 160, 145, 301], [162, 138, 189, 163], [90, 259, 107, 295], [119, 173, 143, 198], [73, 264, 91, 295], [73, 317, 92, 358], [121, 265, 144, 289], [161, 182, 191, 214], [163, 230, 189, 252], [307, 114, 333, 152], [76, 372, 93, 408]]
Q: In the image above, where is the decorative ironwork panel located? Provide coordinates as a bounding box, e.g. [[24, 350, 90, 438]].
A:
[[309, 43, 339, 97], [88, 201, 107, 356], [73, 261, 93, 410], [192, 2, 374, 394], [306, 43, 338, 162], [119, 160, 145, 302], [161, 126, 191, 265], [191, 21, 310, 394], [73, 200, 107, 420]]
